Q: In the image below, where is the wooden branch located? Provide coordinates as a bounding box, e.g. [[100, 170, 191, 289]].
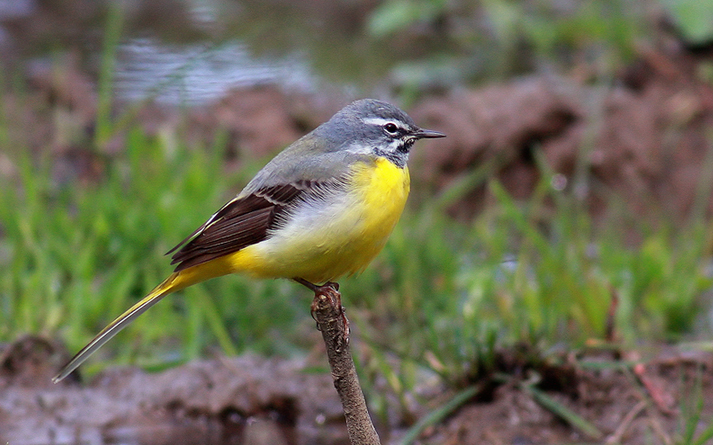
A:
[[310, 284, 381, 445]]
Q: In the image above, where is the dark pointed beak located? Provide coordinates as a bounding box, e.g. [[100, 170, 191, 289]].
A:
[[414, 128, 446, 139]]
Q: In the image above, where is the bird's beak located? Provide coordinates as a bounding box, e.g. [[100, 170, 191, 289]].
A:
[[414, 128, 446, 139]]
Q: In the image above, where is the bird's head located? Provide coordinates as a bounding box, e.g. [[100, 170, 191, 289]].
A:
[[316, 99, 445, 167]]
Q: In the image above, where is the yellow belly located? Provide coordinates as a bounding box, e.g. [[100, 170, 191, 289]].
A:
[[207, 157, 410, 284]]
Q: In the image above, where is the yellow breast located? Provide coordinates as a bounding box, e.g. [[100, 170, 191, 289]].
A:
[[349, 156, 410, 249], [220, 157, 410, 284], [342, 157, 411, 275]]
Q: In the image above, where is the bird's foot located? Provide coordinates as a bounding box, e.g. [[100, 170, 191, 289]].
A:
[[295, 278, 349, 341]]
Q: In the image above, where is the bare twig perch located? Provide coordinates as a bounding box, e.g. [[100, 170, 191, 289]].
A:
[[309, 282, 381, 445]]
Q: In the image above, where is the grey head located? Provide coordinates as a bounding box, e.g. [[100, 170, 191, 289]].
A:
[[312, 99, 445, 168], [241, 99, 445, 193]]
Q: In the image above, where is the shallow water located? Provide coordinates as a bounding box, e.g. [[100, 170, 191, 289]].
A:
[[114, 37, 316, 105], [0, 0, 439, 106]]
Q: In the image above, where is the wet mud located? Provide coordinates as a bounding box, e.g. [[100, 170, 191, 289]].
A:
[[2, 337, 713, 444], [1, 336, 346, 445]]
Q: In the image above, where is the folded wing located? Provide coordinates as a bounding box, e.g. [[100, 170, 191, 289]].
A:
[[168, 180, 329, 271]]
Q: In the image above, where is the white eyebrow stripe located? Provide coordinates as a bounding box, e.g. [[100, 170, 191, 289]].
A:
[[362, 117, 408, 129]]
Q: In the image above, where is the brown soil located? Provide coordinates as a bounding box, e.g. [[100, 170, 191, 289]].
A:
[[428, 350, 713, 444], [1, 336, 346, 445], [409, 42, 713, 223], [2, 336, 713, 444]]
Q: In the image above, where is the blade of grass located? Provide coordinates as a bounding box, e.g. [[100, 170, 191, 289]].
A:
[[400, 385, 481, 445], [523, 383, 603, 440], [194, 286, 239, 357], [94, 1, 124, 149], [693, 422, 713, 445], [433, 155, 505, 211]]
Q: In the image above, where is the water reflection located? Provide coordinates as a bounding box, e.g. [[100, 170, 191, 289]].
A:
[[0, 0, 376, 106], [115, 38, 317, 105], [0, 0, 454, 107]]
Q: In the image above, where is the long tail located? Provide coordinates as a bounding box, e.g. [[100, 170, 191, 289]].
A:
[[53, 272, 189, 383]]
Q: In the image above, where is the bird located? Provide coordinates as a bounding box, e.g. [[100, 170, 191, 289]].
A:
[[52, 98, 445, 383]]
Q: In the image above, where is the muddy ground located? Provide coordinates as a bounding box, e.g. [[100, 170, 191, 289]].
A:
[[1, 336, 713, 444]]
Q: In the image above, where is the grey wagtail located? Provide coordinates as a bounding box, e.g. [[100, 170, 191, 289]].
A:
[[53, 99, 445, 382]]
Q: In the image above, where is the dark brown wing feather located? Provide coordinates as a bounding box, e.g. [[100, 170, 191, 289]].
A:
[[167, 182, 315, 272]]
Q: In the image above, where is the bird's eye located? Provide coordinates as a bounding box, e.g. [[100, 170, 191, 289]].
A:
[[384, 123, 399, 135]]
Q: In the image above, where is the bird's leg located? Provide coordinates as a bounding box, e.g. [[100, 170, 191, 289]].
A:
[[293, 277, 339, 293], [293, 278, 348, 338]]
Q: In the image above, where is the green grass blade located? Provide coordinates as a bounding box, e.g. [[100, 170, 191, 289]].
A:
[[195, 286, 239, 357], [400, 385, 481, 445], [693, 422, 713, 445], [95, 2, 124, 148], [524, 384, 603, 440]]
